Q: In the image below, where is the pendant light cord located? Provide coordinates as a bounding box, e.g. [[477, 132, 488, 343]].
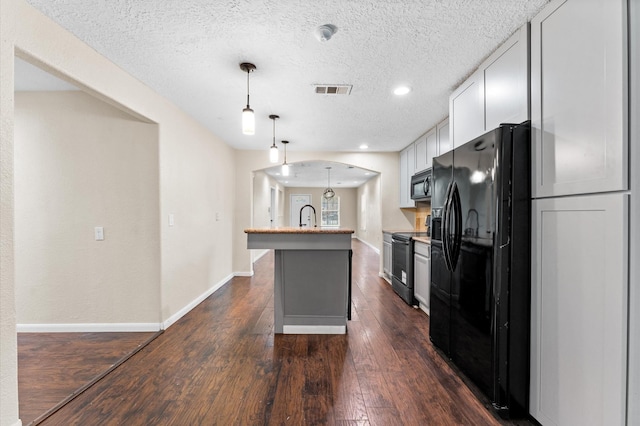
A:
[[246, 70, 251, 107]]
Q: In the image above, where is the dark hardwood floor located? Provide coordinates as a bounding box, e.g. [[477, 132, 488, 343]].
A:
[[18, 331, 157, 425], [25, 239, 530, 425]]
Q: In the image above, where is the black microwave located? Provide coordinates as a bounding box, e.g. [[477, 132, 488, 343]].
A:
[[410, 170, 431, 201]]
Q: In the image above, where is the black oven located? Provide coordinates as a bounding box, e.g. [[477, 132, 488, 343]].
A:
[[391, 232, 429, 305], [411, 170, 431, 201]]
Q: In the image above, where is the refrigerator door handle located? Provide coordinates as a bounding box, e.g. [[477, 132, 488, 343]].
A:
[[450, 182, 462, 270], [442, 182, 454, 272]]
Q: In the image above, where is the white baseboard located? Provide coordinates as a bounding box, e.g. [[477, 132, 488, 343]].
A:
[[17, 323, 162, 333], [355, 237, 380, 254], [162, 272, 234, 329], [282, 325, 346, 334], [234, 271, 254, 277], [11, 420, 22, 426]]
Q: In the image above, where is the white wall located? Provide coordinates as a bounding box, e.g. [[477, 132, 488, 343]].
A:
[[283, 187, 357, 230], [1, 2, 237, 424], [233, 151, 413, 275], [14, 91, 160, 326], [356, 175, 382, 249], [0, 1, 19, 423], [251, 171, 284, 261]]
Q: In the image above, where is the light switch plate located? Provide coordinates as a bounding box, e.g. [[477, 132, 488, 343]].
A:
[[94, 226, 104, 241], [168, 214, 174, 227]]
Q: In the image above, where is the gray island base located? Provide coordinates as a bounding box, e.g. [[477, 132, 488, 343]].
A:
[[245, 228, 354, 334]]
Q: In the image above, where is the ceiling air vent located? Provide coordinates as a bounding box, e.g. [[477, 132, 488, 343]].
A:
[[314, 84, 352, 95]]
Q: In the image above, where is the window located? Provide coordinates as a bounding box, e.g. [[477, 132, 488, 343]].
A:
[[321, 196, 340, 227]]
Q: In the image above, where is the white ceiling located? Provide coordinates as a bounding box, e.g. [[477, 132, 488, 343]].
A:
[[262, 160, 378, 188], [21, 0, 548, 155]]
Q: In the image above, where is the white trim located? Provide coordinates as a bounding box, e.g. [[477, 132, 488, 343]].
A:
[[17, 323, 161, 333], [379, 272, 391, 284], [282, 325, 346, 334], [355, 237, 380, 254], [234, 271, 254, 277], [162, 272, 234, 329], [11, 420, 22, 426]]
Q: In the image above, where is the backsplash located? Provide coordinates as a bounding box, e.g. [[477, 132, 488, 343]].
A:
[[415, 205, 431, 231]]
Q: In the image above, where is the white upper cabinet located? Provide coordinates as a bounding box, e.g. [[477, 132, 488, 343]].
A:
[[399, 116, 449, 207], [450, 24, 529, 149], [484, 27, 529, 130], [399, 144, 415, 208], [450, 71, 484, 149], [415, 132, 428, 173], [436, 118, 451, 155], [531, 0, 627, 197]]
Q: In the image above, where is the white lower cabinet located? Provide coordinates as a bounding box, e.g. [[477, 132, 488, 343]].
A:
[[530, 193, 628, 426], [383, 232, 392, 281], [413, 241, 430, 314]]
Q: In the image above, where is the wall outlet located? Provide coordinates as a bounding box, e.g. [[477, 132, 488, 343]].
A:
[[215, 212, 220, 221], [94, 226, 104, 241]]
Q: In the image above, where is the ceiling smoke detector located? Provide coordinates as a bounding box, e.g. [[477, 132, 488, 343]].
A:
[[315, 24, 338, 42]]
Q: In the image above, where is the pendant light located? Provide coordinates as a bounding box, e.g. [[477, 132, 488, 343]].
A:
[[323, 167, 335, 199], [269, 114, 279, 163], [281, 140, 290, 176], [240, 62, 256, 135]]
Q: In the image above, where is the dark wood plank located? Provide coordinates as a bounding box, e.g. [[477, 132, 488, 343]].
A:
[[32, 240, 533, 426], [18, 331, 155, 425]]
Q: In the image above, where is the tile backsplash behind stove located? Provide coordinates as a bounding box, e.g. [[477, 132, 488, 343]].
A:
[[415, 205, 431, 231]]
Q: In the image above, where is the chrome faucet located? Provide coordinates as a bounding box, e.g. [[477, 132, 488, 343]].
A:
[[299, 204, 317, 228]]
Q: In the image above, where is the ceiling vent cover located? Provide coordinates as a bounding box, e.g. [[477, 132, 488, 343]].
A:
[[314, 84, 352, 95]]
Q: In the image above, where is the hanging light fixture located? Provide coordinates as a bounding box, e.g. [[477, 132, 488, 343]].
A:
[[239, 62, 256, 135], [323, 166, 335, 199], [269, 114, 279, 163], [281, 140, 290, 176]]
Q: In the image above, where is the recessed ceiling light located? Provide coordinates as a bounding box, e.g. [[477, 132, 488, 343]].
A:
[[394, 86, 411, 96], [359, 144, 369, 150]]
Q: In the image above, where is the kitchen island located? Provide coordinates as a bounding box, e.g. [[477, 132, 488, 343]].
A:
[[245, 227, 354, 334]]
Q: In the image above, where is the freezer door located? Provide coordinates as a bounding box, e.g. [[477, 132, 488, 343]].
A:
[[449, 128, 499, 400]]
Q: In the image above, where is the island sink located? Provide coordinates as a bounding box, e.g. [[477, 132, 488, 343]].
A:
[[245, 227, 354, 334]]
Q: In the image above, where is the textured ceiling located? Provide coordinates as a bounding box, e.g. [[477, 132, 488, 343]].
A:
[[23, 0, 548, 153]]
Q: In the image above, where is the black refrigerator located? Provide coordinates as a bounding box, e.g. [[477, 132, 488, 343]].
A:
[[429, 121, 530, 418]]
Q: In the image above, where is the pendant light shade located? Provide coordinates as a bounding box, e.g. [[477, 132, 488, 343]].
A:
[[240, 62, 256, 135], [269, 115, 279, 163], [281, 140, 290, 176], [242, 107, 255, 135], [323, 167, 335, 199]]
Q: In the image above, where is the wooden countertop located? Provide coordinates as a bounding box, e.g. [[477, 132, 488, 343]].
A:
[[245, 227, 354, 234], [413, 236, 431, 244]]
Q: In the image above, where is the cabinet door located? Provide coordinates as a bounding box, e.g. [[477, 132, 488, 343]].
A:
[[450, 71, 484, 149], [436, 118, 451, 155], [530, 193, 628, 426], [414, 248, 430, 312], [531, 0, 627, 197], [415, 136, 428, 173], [484, 25, 529, 130], [425, 128, 438, 170], [399, 146, 415, 208]]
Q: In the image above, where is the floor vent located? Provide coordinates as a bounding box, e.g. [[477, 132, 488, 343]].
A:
[[314, 84, 352, 95]]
